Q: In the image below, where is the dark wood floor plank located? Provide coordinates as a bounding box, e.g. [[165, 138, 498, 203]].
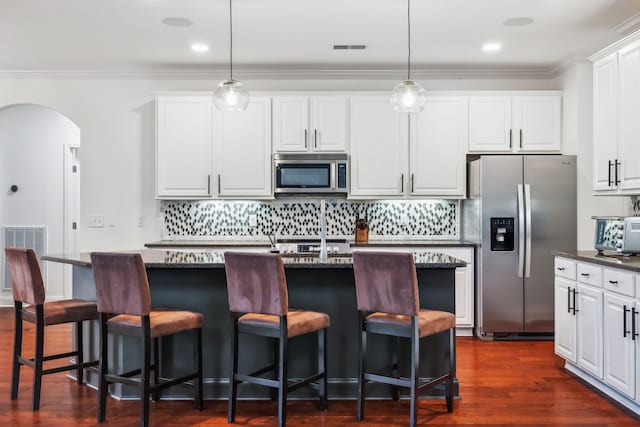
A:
[[0, 307, 638, 425]]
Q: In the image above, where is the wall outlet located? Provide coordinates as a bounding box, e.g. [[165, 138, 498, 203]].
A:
[[106, 214, 116, 227], [87, 215, 105, 228], [400, 214, 409, 225], [248, 214, 258, 227]]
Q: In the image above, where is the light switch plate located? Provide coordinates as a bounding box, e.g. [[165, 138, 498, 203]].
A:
[[248, 214, 258, 227], [87, 215, 105, 228]]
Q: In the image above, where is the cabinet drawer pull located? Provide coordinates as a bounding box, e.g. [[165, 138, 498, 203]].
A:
[[608, 280, 618, 285], [580, 273, 590, 277], [624, 305, 630, 338], [557, 267, 565, 271]]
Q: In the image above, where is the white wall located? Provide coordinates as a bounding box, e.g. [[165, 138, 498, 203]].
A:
[[0, 104, 80, 302], [553, 60, 627, 250]]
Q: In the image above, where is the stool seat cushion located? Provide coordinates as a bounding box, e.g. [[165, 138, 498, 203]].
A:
[[367, 309, 455, 337], [23, 299, 98, 326], [108, 309, 203, 338], [239, 309, 330, 338]]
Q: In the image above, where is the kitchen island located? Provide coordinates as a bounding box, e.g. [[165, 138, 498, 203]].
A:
[[43, 249, 465, 401]]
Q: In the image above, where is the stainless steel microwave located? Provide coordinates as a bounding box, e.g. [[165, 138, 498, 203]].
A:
[[273, 153, 349, 195]]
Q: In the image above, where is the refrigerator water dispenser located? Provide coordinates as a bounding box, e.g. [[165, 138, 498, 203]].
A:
[[490, 217, 514, 251]]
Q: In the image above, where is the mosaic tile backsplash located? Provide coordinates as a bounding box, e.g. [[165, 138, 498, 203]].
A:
[[162, 199, 459, 240]]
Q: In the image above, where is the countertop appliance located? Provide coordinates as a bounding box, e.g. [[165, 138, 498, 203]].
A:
[[275, 238, 351, 255], [463, 155, 576, 339], [273, 153, 348, 195], [594, 216, 640, 255]]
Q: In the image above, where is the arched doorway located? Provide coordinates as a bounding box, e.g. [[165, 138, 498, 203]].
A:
[[0, 104, 80, 304]]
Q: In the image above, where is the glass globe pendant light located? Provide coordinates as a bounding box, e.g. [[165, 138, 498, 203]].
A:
[[390, 0, 425, 113], [214, 0, 249, 112]]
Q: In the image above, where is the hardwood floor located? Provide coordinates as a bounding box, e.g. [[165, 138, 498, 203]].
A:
[[0, 307, 637, 426]]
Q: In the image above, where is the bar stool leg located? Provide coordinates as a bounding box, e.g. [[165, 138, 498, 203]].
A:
[[76, 321, 84, 385], [98, 314, 109, 423], [152, 337, 160, 402], [409, 318, 419, 427], [357, 313, 367, 422], [32, 306, 45, 411], [270, 337, 279, 401], [318, 328, 328, 411], [11, 302, 23, 400], [195, 328, 203, 411], [391, 336, 400, 401], [277, 318, 288, 427], [446, 327, 456, 413], [228, 317, 238, 423], [141, 318, 151, 427]]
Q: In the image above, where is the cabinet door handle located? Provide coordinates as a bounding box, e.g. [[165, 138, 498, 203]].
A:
[[557, 267, 565, 271], [401, 174, 404, 193], [632, 307, 638, 340], [207, 174, 211, 195], [217, 174, 221, 194], [608, 160, 612, 186], [314, 129, 318, 149], [608, 280, 618, 285], [567, 286, 572, 313], [509, 128, 512, 149], [623, 305, 630, 338], [580, 273, 590, 277], [519, 129, 523, 149], [304, 129, 308, 149], [572, 289, 579, 315], [615, 159, 621, 186], [411, 174, 415, 193]]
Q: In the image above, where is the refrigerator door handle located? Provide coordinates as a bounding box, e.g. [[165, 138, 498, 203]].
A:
[[517, 184, 525, 278], [524, 184, 532, 278]]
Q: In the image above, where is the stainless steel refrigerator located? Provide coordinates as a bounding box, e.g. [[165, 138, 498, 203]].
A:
[[463, 155, 576, 339]]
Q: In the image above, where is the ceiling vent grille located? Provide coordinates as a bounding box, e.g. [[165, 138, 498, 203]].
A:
[[333, 45, 366, 50]]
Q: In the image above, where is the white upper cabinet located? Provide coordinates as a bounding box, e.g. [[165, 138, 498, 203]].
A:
[[468, 96, 512, 152], [512, 96, 562, 152], [468, 94, 562, 153], [214, 97, 272, 198], [273, 95, 348, 152], [156, 95, 213, 198], [592, 34, 640, 195], [593, 53, 619, 192], [617, 41, 640, 192], [410, 95, 467, 197], [349, 96, 406, 197]]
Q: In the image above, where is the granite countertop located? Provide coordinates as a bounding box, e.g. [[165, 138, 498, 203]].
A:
[[43, 249, 466, 269], [145, 239, 476, 248], [552, 250, 640, 274]]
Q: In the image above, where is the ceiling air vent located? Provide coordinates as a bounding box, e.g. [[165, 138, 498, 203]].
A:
[[333, 45, 366, 50]]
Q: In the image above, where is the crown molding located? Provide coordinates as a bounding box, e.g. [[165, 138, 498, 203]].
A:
[[614, 11, 640, 36], [589, 28, 640, 62], [0, 64, 557, 81]]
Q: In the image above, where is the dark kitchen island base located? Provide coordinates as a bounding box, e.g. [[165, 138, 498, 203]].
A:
[[56, 252, 460, 401]]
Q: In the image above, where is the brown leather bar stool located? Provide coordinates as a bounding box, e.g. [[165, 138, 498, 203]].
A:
[[90, 252, 203, 427], [224, 252, 329, 427], [352, 251, 456, 427], [5, 247, 99, 411]]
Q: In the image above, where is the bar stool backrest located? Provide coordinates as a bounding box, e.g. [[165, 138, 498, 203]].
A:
[[352, 251, 419, 316], [90, 252, 151, 316], [5, 247, 45, 305], [224, 252, 288, 316]]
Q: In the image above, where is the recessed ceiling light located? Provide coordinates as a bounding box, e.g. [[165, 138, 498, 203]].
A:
[[162, 17, 193, 27], [191, 43, 209, 53], [482, 42, 502, 52], [504, 17, 534, 27]]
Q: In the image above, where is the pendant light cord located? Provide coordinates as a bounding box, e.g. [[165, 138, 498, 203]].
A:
[[229, 0, 233, 80], [407, 0, 411, 81]]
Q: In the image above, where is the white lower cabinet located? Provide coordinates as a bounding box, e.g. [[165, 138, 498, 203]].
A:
[[353, 246, 474, 335], [554, 256, 640, 415]]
